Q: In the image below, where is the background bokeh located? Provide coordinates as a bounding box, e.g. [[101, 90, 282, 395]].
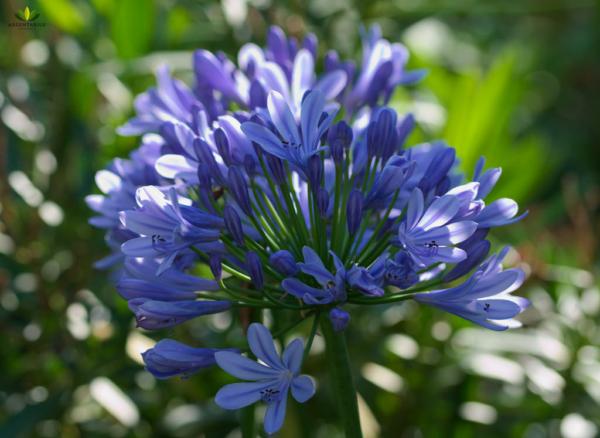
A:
[[2, 0, 600, 436]]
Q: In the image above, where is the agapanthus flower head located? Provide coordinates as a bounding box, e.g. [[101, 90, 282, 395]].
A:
[[88, 24, 529, 434]]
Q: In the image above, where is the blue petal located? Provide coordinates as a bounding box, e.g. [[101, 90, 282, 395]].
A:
[[171, 122, 197, 157], [291, 49, 315, 109], [264, 396, 288, 435], [194, 50, 241, 102], [398, 68, 428, 85], [281, 278, 325, 300], [300, 90, 326, 151], [282, 338, 304, 374], [116, 278, 196, 301], [241, 122, 289, 161], [476, 298, 524, 319], [314, 70, 347, 100], [259, 62, 290, 101], [247, 323, 284, 370], [95, 170, 121, 193], [475, 198, 522, 227], [155, 154, 197, 180], [215, 351, 280, 380], [413, 246, 467, 266], [291, 375, 315, 403], [470, 318, 511, 331], [156, 251, 179, 275], [267, 91, 301, 145], [405, 189, 424, 230], [215, 381, 272, 410], [471, 269, 525, 298], [418, 195, 459, 230], [120, 210, 175, 236], [413, 221, 477, 245], [477, 168, 502, 199], [298, 247, 333, 284], [121, 236, 160, 257]]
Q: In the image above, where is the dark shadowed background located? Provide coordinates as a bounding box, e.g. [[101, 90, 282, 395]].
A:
[[1, 0, 600, 436]]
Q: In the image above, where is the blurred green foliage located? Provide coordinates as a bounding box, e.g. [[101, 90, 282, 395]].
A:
[[1, 0, 600, 437]]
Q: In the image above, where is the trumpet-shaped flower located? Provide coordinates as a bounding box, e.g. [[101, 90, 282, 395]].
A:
[[119, 186, 223, 274], [242, 90, 337, 171], [415, 247, 529, 330], [215, 324, 315, 434], [398, 188, 477, 267]]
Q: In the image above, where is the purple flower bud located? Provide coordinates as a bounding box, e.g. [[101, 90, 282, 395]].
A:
[[379, 111, 399, 160], [347, 189, 363, 234], [224, 205, 244, 245], [197, 163, 212, 189], [267, 26, 289, 67], [288, 37, 298, 58], [436, 176, 451, 196], [419, 146, 456, 193], [244, 154, 256, 175], [269, 250, 299, 276], [209, 254, 222, 280], [194, 139, 225, 185], [367, 108, 397, 160], [303, 33, 318, 59], [246, 251, 264, 289], [214, 128, 232, 166], [245, 59, 256, 78], [316, 188, 330, 219], [365, 60, 393, 106], [327, 121, 353, 164], [324, 50, 340, 72], [142, 339, 224, 379], [307, 155, 323, 190], [129, 298, 231, 330], [329, 307, 350, 332], [266, 154, 286, 185], [228, 166, 252, 216], [158, 123, 179, 149], [397, 113, 415, 149], [249, 80, 267, 108]]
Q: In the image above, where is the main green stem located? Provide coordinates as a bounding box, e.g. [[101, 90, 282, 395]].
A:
[[240, 404, 255, 438], [321, 318, 363, 438]]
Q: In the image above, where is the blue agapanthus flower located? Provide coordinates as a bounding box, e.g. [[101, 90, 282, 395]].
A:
[[215, 323, 315, 434], [88, 24, 530, 434], [415, 247, 528, 330]]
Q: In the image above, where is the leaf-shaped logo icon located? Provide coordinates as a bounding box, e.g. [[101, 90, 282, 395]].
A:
[[14, 6, 40, 22]]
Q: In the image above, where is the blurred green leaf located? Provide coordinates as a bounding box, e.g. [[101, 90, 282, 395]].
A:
[[166, 7, 193, 45], [111, 0, 156, 59], [92, 0, 116, 16], [444, 50, 521, 172], [38, 0, 85, 34]]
